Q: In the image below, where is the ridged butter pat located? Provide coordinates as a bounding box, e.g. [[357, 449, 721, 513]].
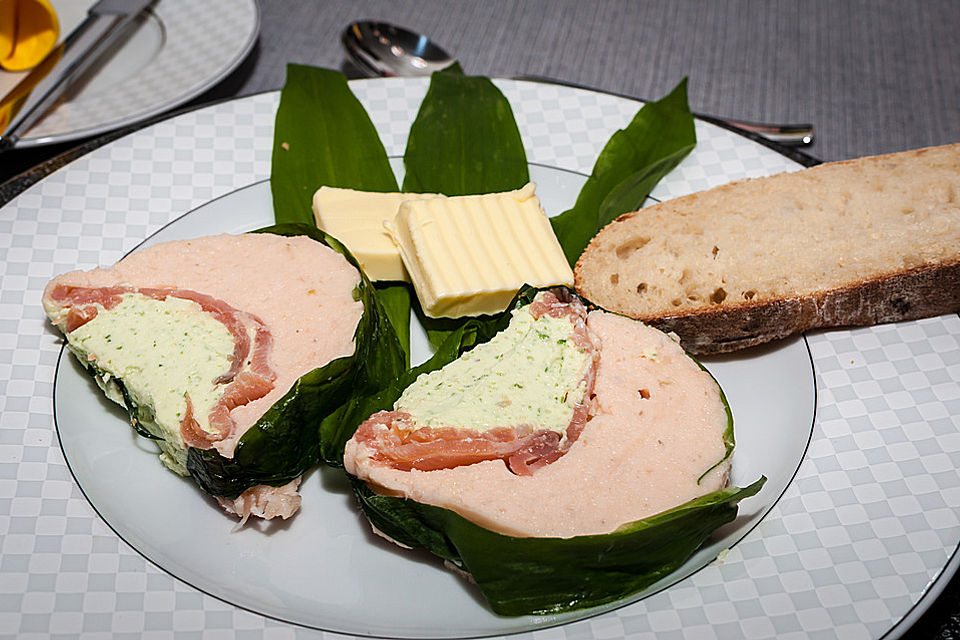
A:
[[388, 183, 574, 318], [312, 187, 441, 281]]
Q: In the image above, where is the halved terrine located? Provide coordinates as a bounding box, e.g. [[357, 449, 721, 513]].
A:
[[44, 230, 374, 521], [346, 288, 731, 536], [343, 288, 761, 614]]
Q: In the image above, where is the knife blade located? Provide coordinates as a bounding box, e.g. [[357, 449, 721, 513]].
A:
[[0, 0, 155, 150]]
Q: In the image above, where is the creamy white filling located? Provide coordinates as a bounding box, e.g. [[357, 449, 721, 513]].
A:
[[67, 293, 235, 473], [398, 306, 589, 434]]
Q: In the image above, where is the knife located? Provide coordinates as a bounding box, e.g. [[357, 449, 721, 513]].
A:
[[0, 0, 155, 150]]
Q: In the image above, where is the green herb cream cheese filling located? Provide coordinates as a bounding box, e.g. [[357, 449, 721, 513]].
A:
[[66, 293, 235, 474], [398, 306, 589, 434]]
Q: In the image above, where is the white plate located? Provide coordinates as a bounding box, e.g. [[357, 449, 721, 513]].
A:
[[0, 0, 259, 147], [53, 168, 815, 637], [3, 78, 959, 639]]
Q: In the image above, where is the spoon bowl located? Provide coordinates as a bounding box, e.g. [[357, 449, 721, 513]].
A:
[[342, 21, 455, 78]]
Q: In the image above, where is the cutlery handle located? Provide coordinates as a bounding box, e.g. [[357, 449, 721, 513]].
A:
[[718, 118, 815, 147], [0, 14, 123, 150], [512, 74, 815, 148]]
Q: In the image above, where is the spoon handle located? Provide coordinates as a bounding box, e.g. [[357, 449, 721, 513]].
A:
[[513, 75, 815, 148], [705, 118, 814, 147]]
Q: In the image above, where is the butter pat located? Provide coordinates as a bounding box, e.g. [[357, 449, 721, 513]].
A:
[[388, 183, 574, 318], [312, 187, 441, 281]]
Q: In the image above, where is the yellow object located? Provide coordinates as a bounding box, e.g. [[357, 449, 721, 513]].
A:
[[312, 186, 442, 282], [387, 183, 574, 318], [0, 0, 59, 71]]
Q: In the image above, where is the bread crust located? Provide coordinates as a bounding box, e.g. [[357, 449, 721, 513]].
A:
[[580, 259, 960, 355]]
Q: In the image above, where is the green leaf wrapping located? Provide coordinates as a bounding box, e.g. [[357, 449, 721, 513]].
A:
[[187, 223, 406, 498], [551, 77, 697, 265], [402, 69, 529, 196], [373, 283, 412, 366], [352, 477, 764, 616], [270, 64, 399, 226], [342, 285, 764, 615]]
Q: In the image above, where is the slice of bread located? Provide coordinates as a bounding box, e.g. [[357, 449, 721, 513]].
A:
[[574, 143, 960, 354]]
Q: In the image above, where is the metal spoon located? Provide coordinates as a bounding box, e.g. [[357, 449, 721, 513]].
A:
[[342, 20, 814, 147], [342, 21, 456, 78]]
